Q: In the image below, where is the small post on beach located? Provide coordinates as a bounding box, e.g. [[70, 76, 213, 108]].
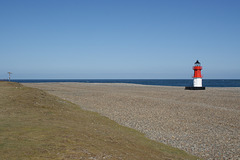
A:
[[185, 60, 205, 90], [8, 72, 12, 81]]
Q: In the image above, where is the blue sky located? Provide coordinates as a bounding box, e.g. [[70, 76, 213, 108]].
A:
[[1, 0, 239, 79]]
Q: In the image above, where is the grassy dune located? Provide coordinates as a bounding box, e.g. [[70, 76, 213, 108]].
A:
[[0, 82, 199, 160]]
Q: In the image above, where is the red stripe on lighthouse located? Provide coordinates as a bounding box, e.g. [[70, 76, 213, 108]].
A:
[[193, 66, 202, 78]]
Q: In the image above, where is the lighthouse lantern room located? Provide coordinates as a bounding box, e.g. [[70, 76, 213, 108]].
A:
[[185, 60, 205, 90]]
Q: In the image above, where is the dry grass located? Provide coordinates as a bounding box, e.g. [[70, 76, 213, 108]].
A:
[[0, 82, 199, 160]]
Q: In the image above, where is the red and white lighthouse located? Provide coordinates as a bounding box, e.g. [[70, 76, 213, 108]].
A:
[[185, 60, 205, 90], [193, 60, 202, 87]]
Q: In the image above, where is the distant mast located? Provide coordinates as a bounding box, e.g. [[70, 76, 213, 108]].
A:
[[8, 72, 12, 81], [193, 60, 202, 87], [185, 60, 205, 90]]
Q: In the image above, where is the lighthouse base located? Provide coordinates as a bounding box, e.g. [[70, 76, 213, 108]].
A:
[[185, 86, 205, 90]]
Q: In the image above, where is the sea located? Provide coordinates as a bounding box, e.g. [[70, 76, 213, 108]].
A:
[[8, 79, 240, 87]]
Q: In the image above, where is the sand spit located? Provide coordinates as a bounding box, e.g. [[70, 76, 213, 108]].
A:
[[24, 83, 240, 159]]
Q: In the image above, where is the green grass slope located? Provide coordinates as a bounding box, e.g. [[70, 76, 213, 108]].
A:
[[0, 82, 200, 160]]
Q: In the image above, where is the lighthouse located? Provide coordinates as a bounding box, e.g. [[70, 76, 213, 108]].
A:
[[193, 60, 202, 87], [185, 60, 205, 90]]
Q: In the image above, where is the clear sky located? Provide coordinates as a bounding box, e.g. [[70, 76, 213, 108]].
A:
[[1, 0, 240, 79]]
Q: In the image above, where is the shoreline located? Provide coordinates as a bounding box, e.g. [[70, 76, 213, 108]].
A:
[[21, 81, 240, 88], [23, 82, 240, 159], [9, 78, 240, 87]]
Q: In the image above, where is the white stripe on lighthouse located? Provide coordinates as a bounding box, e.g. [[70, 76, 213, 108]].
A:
[[193, 78, 202, 87]]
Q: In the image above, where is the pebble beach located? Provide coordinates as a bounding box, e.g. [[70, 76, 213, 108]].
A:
[[24, 83, 240, 159]]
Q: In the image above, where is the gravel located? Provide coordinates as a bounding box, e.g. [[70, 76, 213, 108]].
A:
[[24, 83, 240, 160]]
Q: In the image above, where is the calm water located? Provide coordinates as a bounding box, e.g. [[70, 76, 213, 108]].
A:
[[10, 79, 240, 87]]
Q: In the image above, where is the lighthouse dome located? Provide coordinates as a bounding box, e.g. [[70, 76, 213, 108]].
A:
[[194, 60, 201, 66]]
